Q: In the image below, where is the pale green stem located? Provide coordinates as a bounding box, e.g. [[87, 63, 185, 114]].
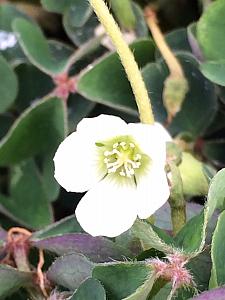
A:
[[89, 0, 155, 125]]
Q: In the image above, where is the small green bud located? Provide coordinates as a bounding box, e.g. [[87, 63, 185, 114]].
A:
[[163, 75, 189, 119], [179, 152, 209, 196]]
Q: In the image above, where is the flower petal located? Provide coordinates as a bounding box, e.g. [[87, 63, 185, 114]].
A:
[[136, 166, 170, 219], [54, 132, 104, 193], [127, 122, 171, 164], [76, 114, 128, 141], [75, 179, 138, 237]]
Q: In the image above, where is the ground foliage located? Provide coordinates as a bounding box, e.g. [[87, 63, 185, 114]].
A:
[[0, 0, 225, 299]]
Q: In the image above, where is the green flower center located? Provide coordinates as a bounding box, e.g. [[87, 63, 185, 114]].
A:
[[96, 135, 151, 182]]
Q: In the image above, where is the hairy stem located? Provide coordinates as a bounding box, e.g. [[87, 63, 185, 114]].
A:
[[89, 0, 155, 125], [168, 163, 186, 235], [145, 7, 189, 122], [145, 7, 184, 78]]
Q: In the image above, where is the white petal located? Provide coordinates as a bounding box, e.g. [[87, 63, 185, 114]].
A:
[[54, 132, 104, 193], [136, 166, 170, 219], [75, 179, 138, 237], [127, 122, 171, 165], [76, 114, 128, 141]]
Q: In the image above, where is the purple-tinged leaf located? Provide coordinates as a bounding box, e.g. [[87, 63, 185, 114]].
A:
[[47, 253, 94, 290], [192, 287, 225, 299], [187, 23, 203, 62], [31, 233, 131, 262], [0, 264, 33, 298]]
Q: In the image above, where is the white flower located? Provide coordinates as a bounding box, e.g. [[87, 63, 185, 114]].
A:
[[54, 114, 171, 237]]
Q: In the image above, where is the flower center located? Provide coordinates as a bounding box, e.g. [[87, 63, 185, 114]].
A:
[[103, 141, 142, 178], [96, 135, 151, 181]]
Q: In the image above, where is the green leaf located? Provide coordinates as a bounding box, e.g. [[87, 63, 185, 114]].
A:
[[70, 278, 106, 300], [200, 61, 225, 86], [12, 18, 69, 75], [0, 3, 28, 31], [180, 168, 225, 257], [64, 0, 92, 28], [31, 215, 83, 240], [0, 4, 28, 64], [15, 63, 53, 112], [63, 12, 98, 46], [0, 265, 32, 299], [47, 253, 94, 290], [68, 94, 95, 132], [115, 229, 142, 257], [0, 55, 18, 113], [197, 0, 225, 61], [41, 0, 72, 13], [0, 97, 66, 166], [0, 159, 53, 229], [174, 210, 206, 253], [131, 2, 148, 38], [187, 250, 212, 291], [111, 0, 136, 29], [93, 262, 155, 300], [210, 210, 225, 288], [131, 220, 174, 253], [77, 39, 155, 114], [207, 168, 225, 219], [142, 53, 218, 138]]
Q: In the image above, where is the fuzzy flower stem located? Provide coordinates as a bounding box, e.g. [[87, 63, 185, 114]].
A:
[[168, 162, 186, 235], [169, 199, 186, 235], [145, 7, 189, 122], [145, 7, 183, 78], [89, 0, 155, 125]]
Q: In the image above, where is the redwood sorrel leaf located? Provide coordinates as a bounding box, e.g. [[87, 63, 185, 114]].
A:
[[93, 262, 155, 300], [31, 215, 83, 240], [210, 210, 225, 288], [0, 265, 32, 298], [70, 278, 106, 300], [77, 39, 155, 114], [0, 97, 66, 166], [13, 18, 69, 75], [47, 253, 94, 290], [0, 159, 53, 229], [0, 55, 18, 113], [31, 233, 131, 262], [192, 287, 225, 300]]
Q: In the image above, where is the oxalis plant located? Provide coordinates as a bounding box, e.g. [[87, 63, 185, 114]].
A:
[[0, 0, 225, 299]]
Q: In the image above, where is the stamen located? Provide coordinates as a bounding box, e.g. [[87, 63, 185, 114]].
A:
[[102, 137, 143, 178], [104, 151, 110, 156]]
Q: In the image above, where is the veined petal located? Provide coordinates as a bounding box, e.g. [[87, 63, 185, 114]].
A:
[[76, 114, 128, 141], [75, 179, 138, 237], [127, 122, 171, 165], [136, 166, 170, 219], [54, 132, 104, 193]]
